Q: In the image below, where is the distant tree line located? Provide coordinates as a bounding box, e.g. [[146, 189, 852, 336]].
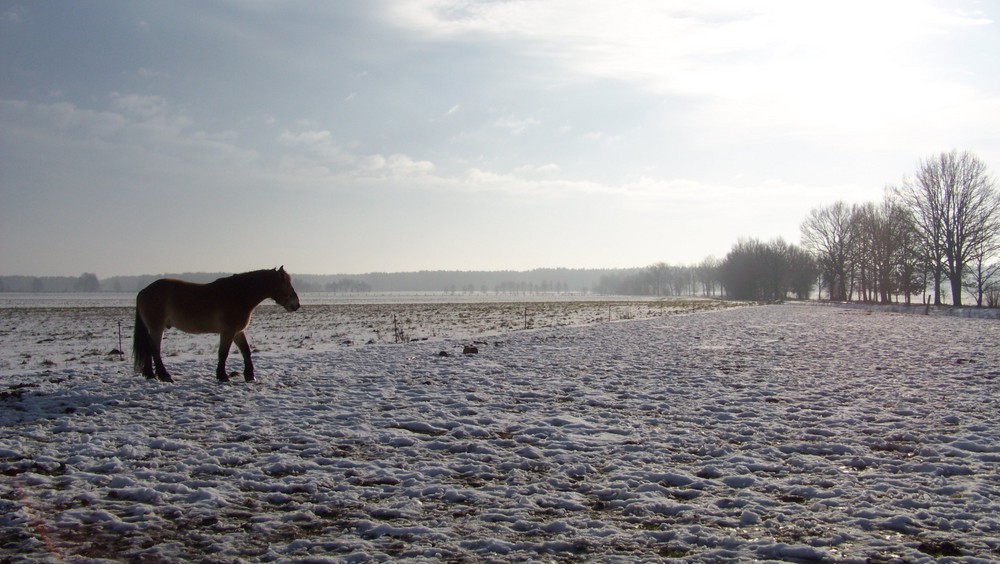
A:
[[1, 269, 615, 295], [293, 269, 615, 294], [598, 151, 1000, 307], [323, 279, 372, 293], [594, 242, 814, 302], [594, 261, 721, 297], [5, 153, 996, 305], [438, 281, 573, 294], [0, 273, 102, 293], [720, 239, 816, 301], [492, 280, 571, 294]]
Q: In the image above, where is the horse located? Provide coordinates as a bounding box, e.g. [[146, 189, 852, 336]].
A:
[[133, 267, 300, 383]]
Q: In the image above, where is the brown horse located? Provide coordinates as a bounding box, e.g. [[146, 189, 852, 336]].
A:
[[133, 267, 300, 383]]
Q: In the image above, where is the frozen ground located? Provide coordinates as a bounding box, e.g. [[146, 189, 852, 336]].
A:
[[0, 294, 724, 373], [1, 299, 999, 562]]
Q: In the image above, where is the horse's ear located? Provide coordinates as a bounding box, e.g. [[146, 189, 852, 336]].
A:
[[278, 265, 285, 273]]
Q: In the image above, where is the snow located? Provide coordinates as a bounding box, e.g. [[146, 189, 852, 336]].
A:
[[2, 297, 1000, 561]]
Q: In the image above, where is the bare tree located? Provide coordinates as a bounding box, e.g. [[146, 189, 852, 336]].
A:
[[851, 203, 876, 302], [985, 271, 1000, 308], [892, 201, 926, 305], [896, 151, 999, 306], [856, 197, 918, 304], [963, 234, 1000, 306], [895, 161, 947, 304], [800, 201, 854, 301], [696, 256, 721, 297]]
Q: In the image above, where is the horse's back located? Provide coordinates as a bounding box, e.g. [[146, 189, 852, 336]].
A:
[[137, 278, 198, 310], [138, 279, 229, 334]]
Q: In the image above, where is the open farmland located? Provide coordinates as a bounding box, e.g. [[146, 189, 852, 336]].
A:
[[2, 297, 999, 562]]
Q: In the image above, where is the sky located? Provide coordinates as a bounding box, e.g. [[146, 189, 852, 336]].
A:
[[2, 1, 999, 277]]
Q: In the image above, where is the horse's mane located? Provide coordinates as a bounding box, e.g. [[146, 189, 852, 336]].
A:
[[214, 268, 280, 289], [226, 268, 277, 279]]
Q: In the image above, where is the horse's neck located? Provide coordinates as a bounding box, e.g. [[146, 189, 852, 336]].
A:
[[222, 272, 273, 308]]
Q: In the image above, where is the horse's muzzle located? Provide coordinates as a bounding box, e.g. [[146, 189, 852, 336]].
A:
[[284, 300, 301, 312]]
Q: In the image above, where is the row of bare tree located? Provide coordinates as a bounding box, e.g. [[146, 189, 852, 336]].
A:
[[601, 151, 999, 306], [802, 150, 1000, 307]]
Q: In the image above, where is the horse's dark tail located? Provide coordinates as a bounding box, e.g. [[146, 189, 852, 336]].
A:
[[133, 310, 153, 376]]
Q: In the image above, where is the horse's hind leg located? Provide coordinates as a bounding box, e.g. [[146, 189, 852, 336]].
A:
[[234, 332, 255, 382], [141, 353, 155, 379], [216, 332, 235, 383], [134, 312, 165, 380], [150, 330, 173, 382], [154, 356, 173, 382]]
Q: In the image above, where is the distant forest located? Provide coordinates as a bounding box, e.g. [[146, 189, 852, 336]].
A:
[[0, 268, 650, 296]]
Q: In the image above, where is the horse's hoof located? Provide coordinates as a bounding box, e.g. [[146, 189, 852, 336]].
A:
[[217, 374, 230, 383], [157, 375, 173, 383], [244, 374, 256, 383]]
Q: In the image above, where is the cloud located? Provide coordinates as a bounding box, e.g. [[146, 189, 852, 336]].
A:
[[385, 1, 938, 90], [514, 163, 561, 176], [1, 96, 258, 184], [1, 99, 126, 139], [3, 5, 23, 23], [360, 153, 436, 176], [383, 0, 1000, 146], [110, 92, 168, 119], [493, 115, 540, 134], [136, 67, 170, 79], [0, 94, 873, 222], [277, 128, 435, 181]]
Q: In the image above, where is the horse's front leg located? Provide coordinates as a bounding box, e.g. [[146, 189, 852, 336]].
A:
[[234, 332, 255, 382], [216, 332, 235, 383]]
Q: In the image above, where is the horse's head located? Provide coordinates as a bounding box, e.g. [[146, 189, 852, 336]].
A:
[[272, 266, 301, 312]]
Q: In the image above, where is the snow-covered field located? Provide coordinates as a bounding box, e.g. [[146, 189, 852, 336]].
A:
[[2, 297, 999, 562]]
